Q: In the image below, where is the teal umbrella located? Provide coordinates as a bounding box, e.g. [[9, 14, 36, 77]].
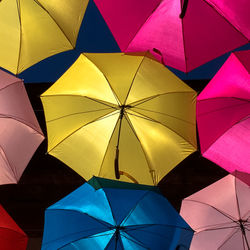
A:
[[42, 177, 193, 249]]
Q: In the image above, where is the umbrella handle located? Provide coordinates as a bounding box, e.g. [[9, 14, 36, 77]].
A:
[[179, 0, 189, 18], [115, 147, 120, 179], [119, 171, 139, 184]]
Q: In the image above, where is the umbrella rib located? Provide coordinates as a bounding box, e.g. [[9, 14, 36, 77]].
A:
[[103, 234, 118, 250], [16, 0, 22, 74], [47, 111, 119, 153], [124, 224, 193, 232], [133, 106, 196, 125], [46, 108, 113, 123], [201, 0, 249, 41], [129, 91, 195, 107], [83, 53, 121, 105], [57, 231, 116, 250], [234, 176, 242, 220], [0, 80, 23, 92], [198, 100, 250, 117], [124, 2, 163, 51], [34, 0, 74, 47], [121, 232, 150, 249], [47, 208, 113, 229], [121, 191, 152, 226], [0, 226, 27, 238], [184, 199, 237, 222], [198, 96, 250, 103], [124, 114, 156, 184], [0, 115, 44, 136], [217, 228, 240, 250], [123, 53, 147, 105], [0, 145, 18, 183], [97, 115, 120, 178], [100, 189, 119, 227], [127, 110, 197, 148], [125, 227, 174, 242], [41, 94, 117, 110], [180, 0, 188, 73]]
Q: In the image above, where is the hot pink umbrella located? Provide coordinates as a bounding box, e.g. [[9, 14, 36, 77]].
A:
[[0, 70, 44, 184], [93, 0, 249, 72], [197, 50, 250, 174], [180, 172, 250, 250]]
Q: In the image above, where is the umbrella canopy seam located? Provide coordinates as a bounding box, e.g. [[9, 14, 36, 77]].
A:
[[47, 110, 119, 154], [127, 110, 197, 148], [184, 199, 238, 222], [203, 0, 249, 41], [34, 0, 74, 48], [123, 53, 147, 105], [0, 115, 44, 136], [83, 53, 120, 105], [0, 145, 18, 182]]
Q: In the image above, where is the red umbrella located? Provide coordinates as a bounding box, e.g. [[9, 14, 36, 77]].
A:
[[0, 70, 44, 184], [180, 172, 250, 250], [93, 0, 249, 72], [0, 204, 28, 250]]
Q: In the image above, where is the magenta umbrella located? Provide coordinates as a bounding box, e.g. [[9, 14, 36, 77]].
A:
[[197, 50, 250, 174], [0, 70, 44, 184], [93, 0, 249, 72], [180, 172, 250, 250]]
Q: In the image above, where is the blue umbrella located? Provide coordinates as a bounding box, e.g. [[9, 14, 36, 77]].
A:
[[42, 177, 193, 249]]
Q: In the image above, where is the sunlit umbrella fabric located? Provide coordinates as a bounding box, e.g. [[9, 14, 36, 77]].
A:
[[197, 50, 250, 174], [0, 0, 89, 74], [42, 176, 194, 249], [41, 52, 197, 185], [94, 0, 249, 72], [0, 69, 44, 184], [180, 172, 250, 250]]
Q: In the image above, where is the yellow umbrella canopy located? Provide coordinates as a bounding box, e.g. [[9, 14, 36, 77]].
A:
[[41, 52, 197, 185], [0, 0, 88, 74]]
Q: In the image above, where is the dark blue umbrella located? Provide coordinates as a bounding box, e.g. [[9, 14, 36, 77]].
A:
[[42, 177, 193, 249]]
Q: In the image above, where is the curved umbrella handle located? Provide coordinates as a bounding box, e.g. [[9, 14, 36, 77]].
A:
[[119, 171, 139, 184]]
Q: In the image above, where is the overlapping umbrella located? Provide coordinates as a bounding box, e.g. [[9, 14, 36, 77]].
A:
[[41, 52, 197, 185], [93, 0, 249, 72], [42, 176, 194, 249], [0, 69, 44, 184], [180, 172, 250, 250], [197, 50, 250, 174], [0, 0, 89, 74]]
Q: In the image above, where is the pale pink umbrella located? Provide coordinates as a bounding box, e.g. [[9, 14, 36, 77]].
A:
[[197, 50, 250, 174], [180, 172, 250, 250], [0, 70, 44, 184], [93, 0, 249, 72]]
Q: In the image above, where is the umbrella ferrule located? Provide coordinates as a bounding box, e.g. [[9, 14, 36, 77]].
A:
[[239, 220, 246, 234], [119, 105, 132, 119]]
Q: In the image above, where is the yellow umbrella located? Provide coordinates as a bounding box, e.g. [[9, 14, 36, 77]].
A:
[[41, 52, 197, 185], [0, 0, 89, 74]]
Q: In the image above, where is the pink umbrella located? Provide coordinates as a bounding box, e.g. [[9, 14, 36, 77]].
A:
[[0, 70, 44, 184], [197, 50, 250, 174], [180, 172, 250, 250], [93, 0, 249, 72]]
